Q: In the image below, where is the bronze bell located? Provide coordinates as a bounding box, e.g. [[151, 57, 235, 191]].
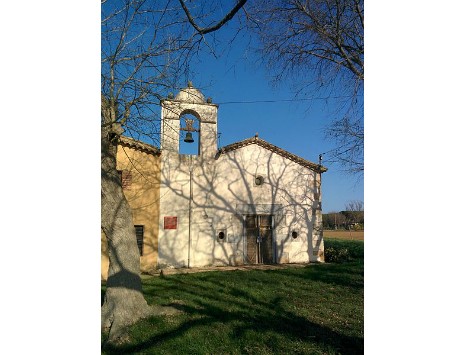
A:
[[184, 132, 194, 143]]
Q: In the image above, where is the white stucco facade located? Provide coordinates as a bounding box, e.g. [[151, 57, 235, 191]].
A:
[[158, 83, 326, 269]]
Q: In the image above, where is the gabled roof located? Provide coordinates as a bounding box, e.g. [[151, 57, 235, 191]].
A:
[[218, 135, 327, 173], [118, 135, 327, 173], [119, 136, 161, 156]]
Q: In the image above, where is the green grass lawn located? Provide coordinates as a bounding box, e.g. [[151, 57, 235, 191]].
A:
[[102, 246, 363, 354]]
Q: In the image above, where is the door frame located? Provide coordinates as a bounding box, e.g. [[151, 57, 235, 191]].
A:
[[243, 214, 276, 264]]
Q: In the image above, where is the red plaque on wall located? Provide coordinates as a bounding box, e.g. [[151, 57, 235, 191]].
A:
[[164, 216, 178, 229]]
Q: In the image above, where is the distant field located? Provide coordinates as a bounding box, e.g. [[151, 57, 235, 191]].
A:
[[324, 229, 364, 241]]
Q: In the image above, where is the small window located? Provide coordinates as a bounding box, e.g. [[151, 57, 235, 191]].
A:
[[291, 231, 298, 239], [217, 229, 226, 243], [118, 170, 132, 189], [254, 176, 264, 186], [134, 225, 144, 256]]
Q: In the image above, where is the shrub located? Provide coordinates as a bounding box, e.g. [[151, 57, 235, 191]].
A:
[[324, 239, 364, 263], [353, 223, 364, 231], [324, 246, 349, 262]]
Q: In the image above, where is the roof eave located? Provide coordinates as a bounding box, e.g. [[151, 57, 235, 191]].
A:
[[118, 136, 161, 156], [219, 136, 327, 173]]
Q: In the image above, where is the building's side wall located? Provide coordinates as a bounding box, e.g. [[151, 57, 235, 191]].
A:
[[101, 145, 161, 280], [157, 143, 324, 269]]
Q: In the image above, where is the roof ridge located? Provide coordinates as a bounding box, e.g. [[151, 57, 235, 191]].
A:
[[219, 135, 327, 173]]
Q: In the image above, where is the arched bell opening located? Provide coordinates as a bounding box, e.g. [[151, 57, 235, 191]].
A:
[[179, 111, 200, 155]]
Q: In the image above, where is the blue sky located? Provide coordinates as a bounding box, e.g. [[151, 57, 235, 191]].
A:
[[3, 2, 457, 352], [177, 28, 364, 214], [100, 1, 363, 214]]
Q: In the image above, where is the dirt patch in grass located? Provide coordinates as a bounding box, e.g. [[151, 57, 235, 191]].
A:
[[324, 230, 364, 241]]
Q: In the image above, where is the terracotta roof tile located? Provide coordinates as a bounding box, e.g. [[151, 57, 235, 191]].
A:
[[118, 136, 161, 156]]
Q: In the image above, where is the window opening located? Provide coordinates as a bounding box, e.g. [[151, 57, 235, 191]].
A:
[[118, 170, 132, 189], [254, 175, 264, 186], [217, 229, 227, 243], [134, 225, 144, 256]]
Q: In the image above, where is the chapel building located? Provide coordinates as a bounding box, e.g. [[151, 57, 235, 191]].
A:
[[101, 83, 327, 279]]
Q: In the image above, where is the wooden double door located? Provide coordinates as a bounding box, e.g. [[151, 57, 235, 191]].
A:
[[245, 215, 274, 264]]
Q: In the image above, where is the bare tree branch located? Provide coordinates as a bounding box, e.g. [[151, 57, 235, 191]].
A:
[[179, 0, 247, 35], [101, 0, 250, 344], [246, 0, 364, 175]]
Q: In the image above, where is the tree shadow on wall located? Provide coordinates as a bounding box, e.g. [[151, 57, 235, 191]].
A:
[[158, 144, 323, 268]]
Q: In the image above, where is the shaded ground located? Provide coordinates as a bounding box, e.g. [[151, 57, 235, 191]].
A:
[[102, 260, 364, 354]]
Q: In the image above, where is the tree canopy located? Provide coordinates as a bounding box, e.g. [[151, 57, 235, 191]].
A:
[[246, 0, 364, 174]]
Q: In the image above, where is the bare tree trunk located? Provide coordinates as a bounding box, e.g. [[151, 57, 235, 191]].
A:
[[100, 0, 250, 344], [101, 123, 151, 344]]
